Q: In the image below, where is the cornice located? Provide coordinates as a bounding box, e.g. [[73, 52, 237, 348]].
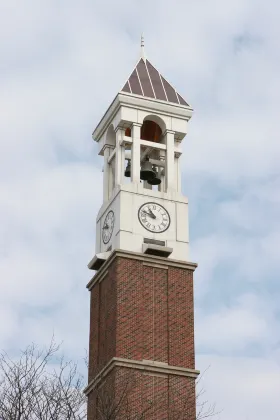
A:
[[84, 357, 200, 396], [87, 248, 197, 291], [92, 93, 193, 142]]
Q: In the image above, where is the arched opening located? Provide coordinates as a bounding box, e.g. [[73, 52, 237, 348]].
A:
[[125, 127, 131, 137], [124, 118, 164, 142], [141, 120, 162, 142], [122, 117, 166, 192]]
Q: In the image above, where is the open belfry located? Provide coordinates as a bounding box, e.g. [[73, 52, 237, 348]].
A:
[[84, 39, 200, 419]]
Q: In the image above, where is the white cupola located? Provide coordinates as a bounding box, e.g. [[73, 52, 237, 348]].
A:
[[89, 40, 193, 270]]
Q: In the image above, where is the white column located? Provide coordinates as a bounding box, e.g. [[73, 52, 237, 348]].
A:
[[115, 127, 125, 186], [103, 146, 110, 202], [165, 130, 175, 191], [109, 155, 115, 194], [158, 149, 166, 192], [131, 123, 142, 184], [175, 154, 181, 193]]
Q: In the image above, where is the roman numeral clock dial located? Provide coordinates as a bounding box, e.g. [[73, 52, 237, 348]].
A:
[[138, 202, 170, 233], [102, 210, 115, 244]]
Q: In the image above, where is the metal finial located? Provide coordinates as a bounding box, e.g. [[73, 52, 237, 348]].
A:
[[141, 33, 146, 60]]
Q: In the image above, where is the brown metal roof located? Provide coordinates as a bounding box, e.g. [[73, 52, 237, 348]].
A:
[[121, 58, 189, 107]]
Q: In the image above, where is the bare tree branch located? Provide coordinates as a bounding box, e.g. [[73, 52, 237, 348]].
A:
[[0, 341, 221, 420], [0, 339, 86, 420]]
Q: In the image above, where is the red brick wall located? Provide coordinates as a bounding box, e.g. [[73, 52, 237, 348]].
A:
[[87, 367, 196, 420], [142, 265, 169, 363], [87, 255, 196, 419], [88, 285, 99, 382], [116, 258, 143, 360], [168, 267, 195, 369], [113, 257, 194, 367], [88, 260, 117, 381], [169, 375, 196, 420]]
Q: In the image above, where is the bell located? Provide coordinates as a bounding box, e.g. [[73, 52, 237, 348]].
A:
[[147, 166, 161, 185], [124, 160, 131, 177], [140, 158, 156, 181]]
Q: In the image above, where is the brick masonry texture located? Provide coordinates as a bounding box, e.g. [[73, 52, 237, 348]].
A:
[[87, 367, 196, 420], [87, 256, 196, 419]]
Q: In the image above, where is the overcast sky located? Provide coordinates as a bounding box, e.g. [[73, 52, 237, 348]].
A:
[[1, 0, 280, 419]]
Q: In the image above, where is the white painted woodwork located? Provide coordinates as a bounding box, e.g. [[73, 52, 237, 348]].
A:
[[131, 123, 141, 184], [140, 139, 166, 150], [115, 127, 124, 186], [92, 84, 193, 263], [103, 147, 111, 202], [175, 156, 181, 193], [165, 130, 175, 191], [95, 184, 190, 261]]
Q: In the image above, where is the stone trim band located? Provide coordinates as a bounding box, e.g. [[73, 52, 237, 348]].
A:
[[87, 249, 197, 291], [84, 357, 200, 396]]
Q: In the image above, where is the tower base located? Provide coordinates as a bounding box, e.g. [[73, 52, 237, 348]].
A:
[[85, 249, 199, 419]]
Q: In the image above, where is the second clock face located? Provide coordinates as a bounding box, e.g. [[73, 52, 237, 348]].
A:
[[138, 202, 170, 233], [102, 210, 115, 244]]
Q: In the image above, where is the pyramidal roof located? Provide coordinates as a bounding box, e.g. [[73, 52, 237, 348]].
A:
[[120, 55, 189, 107]]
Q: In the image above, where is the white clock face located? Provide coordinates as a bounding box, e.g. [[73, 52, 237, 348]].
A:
[[138, 202, 170, 233], [102, 210, 115, 244]]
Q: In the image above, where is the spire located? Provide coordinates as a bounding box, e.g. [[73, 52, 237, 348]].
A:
[[141, 33, 146, 60], [120, 36, 190, 107]]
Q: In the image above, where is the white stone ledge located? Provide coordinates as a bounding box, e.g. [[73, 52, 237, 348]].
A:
[[142, 243, 173, 258], [87, 249, 197, 290], [84, 357, 200, 396]]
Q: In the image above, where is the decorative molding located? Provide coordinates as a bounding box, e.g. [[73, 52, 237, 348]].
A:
[[163, 129, 176, 137], [175, 150, 182, 158], [92, 93, 193, 143], [143, 262, 168, 269], [142, 243, 173, 258], [114, 126, 125, 133], [120, 136, 132, 146], [99, 143, 115, 156], [119, 93, 193, 114], [84, 357, 200, 396], [87, 268, 109, 289], [98, 270, 108, 284], [87, 249, 197, 290]]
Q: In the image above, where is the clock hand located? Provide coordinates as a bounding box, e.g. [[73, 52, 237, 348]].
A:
[[142, 210, 156, 219], [148, 209, 156, 219], [141, 210, 149, 216]]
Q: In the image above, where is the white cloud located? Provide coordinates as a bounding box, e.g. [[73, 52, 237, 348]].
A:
[[0, 162, 100, 351], [198, 354, 280, 420], [196, 293, 276, 353]]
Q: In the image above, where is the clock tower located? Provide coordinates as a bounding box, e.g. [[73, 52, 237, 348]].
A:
[[84, 40, 200, 419]]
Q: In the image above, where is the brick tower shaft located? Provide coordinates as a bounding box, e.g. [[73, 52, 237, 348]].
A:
[[85, 250, 199, 419]]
